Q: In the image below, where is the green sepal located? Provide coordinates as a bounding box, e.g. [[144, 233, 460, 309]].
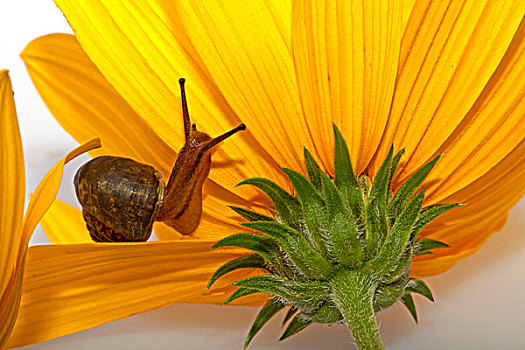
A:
[[242, 221, 334, 280], [303, 148, 323, 194], [233, 275, 330, 313], [406, 278, 434, 302], [244, 299, 285, 349], [412, 203, 463, 239], [229, 206, 274, 222], [332, 124, 363, 217], [212, 233, 279, 263], [370, 190, 424, 275], [387, 149, 405, 227], [358, 174, 372, 196], [282, 307, 298, 326], [389, 148, 405, 186], [237, 178, 302, 229], [212, 232, 305, 280], [281, 168, 331, 258], [321, 173, 362, 267], [375, 275, 409, 311], [389, 155, 440, 219], [401, 293, 418, 323], [306, 302, 343, 324], [223, 287, 261, 305], [207, 254, 267, 290], [415, 237, 451, 256], [380, 247, 411, 285], [364, 147, 393, 259], [279, 314, 313, 341]]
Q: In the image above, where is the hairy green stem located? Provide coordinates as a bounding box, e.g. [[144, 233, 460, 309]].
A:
[[331, 270, 384, 350]]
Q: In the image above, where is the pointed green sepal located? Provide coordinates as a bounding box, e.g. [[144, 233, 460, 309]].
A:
[[279, 314, 313, 341], [282, 307, 298, 326], [303, 148, 323, 194], [224, 287, 261, 305], [282, 168, 331, 258], [389, 148, 405, 186], [321, 173, 362, 267], [233, 275, 330, 313], [406, 278, 434, 302], [207, 254, 267, 290], [237, 178, 302, 228], [401, 293, 418, 323], [415, 237, 451, 256], [364, 146, 393, 258], [412, 203, 463, 239], [242, 221, 334, 280], [375, 276, 409, 311], [380, 247, 411, 284], [389, 155, 440, 219], [212, 233, 304, 279], [332, 124, 363, 217], [212, 233, 279, 263], [370, 190, 424, 275], [244, 299, 286, 349], [229, 206, 274, 222], [306, 302, 343, 323]]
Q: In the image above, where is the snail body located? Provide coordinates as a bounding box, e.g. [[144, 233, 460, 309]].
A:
[[74, 79, 245, 242]]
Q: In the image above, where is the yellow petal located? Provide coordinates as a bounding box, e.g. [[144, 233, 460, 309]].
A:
[[0, 72, 100, 347], [0, 256, 25, 349], [374, 0, 525, 189], [21, 33, 177, 179], [426, 17, 525, 203], [40, 200, 91, 244], [176, 1, 313, 174], [50, 3, 287, 200], [402, 0, 416, 30], [20, 139, 101, 253], [7, 241, 266, 348], [0, 70, 24, 302], [0, 70, 25, 349], [411, 138, 525, 277], [292, 0, 404, 174]]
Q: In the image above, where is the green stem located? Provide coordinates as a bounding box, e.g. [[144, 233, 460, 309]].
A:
[[331, 270, 383, 350]]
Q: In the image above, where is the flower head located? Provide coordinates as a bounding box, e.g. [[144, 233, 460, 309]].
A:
[[5, 0, 525, 348]]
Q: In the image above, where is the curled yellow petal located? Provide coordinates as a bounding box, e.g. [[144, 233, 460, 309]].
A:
[[0, 70, 25, 349], [7, 241, 266, 348], [19, 139, 101, 253], [1, 137, 99, 348]]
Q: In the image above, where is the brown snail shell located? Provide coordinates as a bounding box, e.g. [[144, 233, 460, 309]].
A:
[[74, 79, 245, 242], [74, 156, 164, 242]]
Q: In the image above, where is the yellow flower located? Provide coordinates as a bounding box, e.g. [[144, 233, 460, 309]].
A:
[[4, 0, 525, 348], [0, 70, 99, 348]]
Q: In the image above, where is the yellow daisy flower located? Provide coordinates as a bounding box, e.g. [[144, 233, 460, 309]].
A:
[[2, 0, 525, 348]]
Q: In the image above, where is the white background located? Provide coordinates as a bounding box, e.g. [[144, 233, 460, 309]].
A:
[[1, 1, 524, 349]]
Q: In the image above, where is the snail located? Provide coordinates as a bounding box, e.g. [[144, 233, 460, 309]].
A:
[[74, 78, 246, 242]]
